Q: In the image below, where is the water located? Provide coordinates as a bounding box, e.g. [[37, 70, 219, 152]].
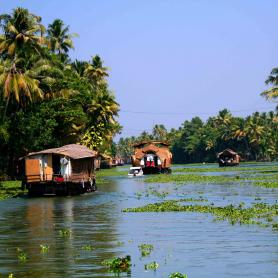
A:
[[0, 163, 278, 277]]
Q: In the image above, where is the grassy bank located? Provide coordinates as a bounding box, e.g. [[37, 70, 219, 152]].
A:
[[0, 181, 25, 200]]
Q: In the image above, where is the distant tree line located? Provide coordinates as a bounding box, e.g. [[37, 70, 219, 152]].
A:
[[0, 8, 120, 177], [116, 73, 278, 163]]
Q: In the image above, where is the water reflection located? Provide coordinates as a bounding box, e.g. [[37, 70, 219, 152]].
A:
[[0, 165, 277, 278], [0, 180, 123, 277]]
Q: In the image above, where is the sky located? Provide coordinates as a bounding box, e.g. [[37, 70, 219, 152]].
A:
[[1, 0, 278, 139]]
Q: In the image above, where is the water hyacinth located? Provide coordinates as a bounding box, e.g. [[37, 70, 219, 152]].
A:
[[123, 201, 278, 227], [144, 261, 159, 270], [81, 245, 94, 251], [138, 243, 154, 257], [254, 181, 278, 188], [145, 174, 237, 184], [59, 228, 71, 237], [172, 165, 278, 173], [40, 244, 50, 253], [102, 255, 131, 273], [169, 272, 188, 278], [17, 251, 27, 262]]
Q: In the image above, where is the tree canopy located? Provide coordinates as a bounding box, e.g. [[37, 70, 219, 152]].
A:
[[0, 7, 121, 177]]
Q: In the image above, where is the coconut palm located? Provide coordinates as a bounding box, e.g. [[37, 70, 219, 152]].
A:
[[0, 58, 43, 113], [84, 55, 109, 86], [0, 7, 45, 57], [152, 124, 168, 141], [47, 19, 75, 55], [87, 91, 119, 125], [261, 68, 278, 100], [71, 59, 88, 77], [214, 109, 232, 126]]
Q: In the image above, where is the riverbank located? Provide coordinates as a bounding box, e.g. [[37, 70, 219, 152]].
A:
[[0, 181, 25, 200]]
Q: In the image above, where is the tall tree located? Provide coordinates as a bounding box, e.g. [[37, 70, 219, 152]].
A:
[[84, 55, 109, 86], [0, 7, 45, 57], [47, 19, 75, 55], [261, 68, 278, 100]]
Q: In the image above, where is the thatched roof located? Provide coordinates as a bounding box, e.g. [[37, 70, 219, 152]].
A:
[[132, 141, 170, 148], [97, 153, 112, 160], [132, 141, 172, 168], [26, 144, 97, 160], [217, 148, 239, 157]]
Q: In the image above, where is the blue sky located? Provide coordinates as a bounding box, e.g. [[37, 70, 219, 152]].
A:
[[1, 0, 277, 138]]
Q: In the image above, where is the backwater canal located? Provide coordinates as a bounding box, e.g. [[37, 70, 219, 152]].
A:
[[0, 163, 277, 278]]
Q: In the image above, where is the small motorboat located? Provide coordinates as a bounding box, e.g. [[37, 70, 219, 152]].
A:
[[128, 167, 144, 177]]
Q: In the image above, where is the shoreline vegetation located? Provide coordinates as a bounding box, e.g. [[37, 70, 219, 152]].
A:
[[0, 181, 25, 200], [0, 7, 120, 178]]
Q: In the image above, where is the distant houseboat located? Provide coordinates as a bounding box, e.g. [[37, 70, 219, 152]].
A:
[[22, 144, 97, 196], [131, 141, 172, 174], [217, 149, 240, 167]]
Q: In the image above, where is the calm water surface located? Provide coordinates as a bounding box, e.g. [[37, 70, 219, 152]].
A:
[[0, 163, 277, 278]]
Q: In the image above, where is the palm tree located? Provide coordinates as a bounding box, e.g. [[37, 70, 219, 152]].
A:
[[28, 57, 65, 98], [84, 55, 109, 86], [87, 91, 119, 125], [0, 7, 45, 57], [0, 58, 43, 116], [261, 68, 278, 100], [47, 19, 75, 55], [244, 117, 265, 160], [152, 124, 168, 141], [71, 59, 88, 77], [214, 109, 232, 126]]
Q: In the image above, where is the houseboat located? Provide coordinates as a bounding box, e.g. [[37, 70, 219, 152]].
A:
[[131, 141, 172, 174], [217, 148, 240, 167], [21, 144, 97, 196]]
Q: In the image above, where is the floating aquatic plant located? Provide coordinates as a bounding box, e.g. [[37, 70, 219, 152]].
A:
[[102, 255, 131, 273], [169, 272, 188, 278], [138, 243, 154, 257], [59, 228, 71, 237], [273, 223, 278, 231], [123, 201, 278, 228], [17, 251, 27, 262], [172, 165, 278, 173], [135, 192, 143, 199], [144, 187, 169, 198], [144, 261, 159, 270], [145, 174, 237, 184], [81, 245, 94, 251], [40, 244, 50, 253], [254, 181, 278, 188]]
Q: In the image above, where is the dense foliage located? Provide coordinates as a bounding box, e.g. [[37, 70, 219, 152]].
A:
[[117, 65, 278, 163], [116, 108, 278, 163], [0, 7, 120, 177]]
